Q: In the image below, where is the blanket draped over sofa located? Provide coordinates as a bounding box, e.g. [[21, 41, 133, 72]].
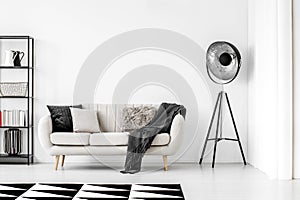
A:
[[121, 103, 186, 174]]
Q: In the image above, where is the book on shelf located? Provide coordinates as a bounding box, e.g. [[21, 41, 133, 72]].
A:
[[1, 110, 27, 127]]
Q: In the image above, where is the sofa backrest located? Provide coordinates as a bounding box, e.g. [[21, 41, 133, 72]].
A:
[[82, 104, 159, 132]]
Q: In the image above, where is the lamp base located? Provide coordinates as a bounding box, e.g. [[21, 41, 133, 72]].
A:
[[199, 91, 247, 167]]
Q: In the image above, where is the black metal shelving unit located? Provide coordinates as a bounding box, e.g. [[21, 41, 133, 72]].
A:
[[0, 36, 34, 165]]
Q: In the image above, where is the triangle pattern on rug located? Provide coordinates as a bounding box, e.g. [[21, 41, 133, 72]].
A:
[[0, 193, 17, 199], [31, 190, 79, 197], [130, 184, 184, 199], [0, 183, 184, 199], [21, 197, 73, 200], [132, 184, 180, 191], [0, 184, 35, 190], [132, 190, 183, 197], [74, 184, 131, 199], [136, 184, 182, 190], [0, 183, 35, 199], [81, 190, 130, 197], [75, 191, 129, 199], [39, 184, 83, 191], [31, 184, 78, 191], [87, 184, 132, 191], [21, 184, 83, 199], [0, 189, 27, 196], [81, 184, 129, 191]]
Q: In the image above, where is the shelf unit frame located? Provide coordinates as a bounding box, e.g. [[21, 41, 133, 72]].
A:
[[0, 35, 34, 165]]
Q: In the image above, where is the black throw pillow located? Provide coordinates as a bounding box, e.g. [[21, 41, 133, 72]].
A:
[[47, 105, 82, 132]]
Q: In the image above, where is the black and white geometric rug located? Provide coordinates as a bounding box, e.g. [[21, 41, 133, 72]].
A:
[[0, 183, 185, 199]]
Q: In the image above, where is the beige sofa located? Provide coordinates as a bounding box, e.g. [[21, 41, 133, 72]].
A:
[[38, 104, 185, 171]]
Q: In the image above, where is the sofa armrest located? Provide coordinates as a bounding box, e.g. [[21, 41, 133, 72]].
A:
[[167, 114, 185, 154], [38, 115, 53, 151]]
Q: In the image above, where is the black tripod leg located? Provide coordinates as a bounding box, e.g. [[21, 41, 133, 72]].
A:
[[199, 92, 221, 164], [225, 93, 247, 165], [212, 92, 223, 168]]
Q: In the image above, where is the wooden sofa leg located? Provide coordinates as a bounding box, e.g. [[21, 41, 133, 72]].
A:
[[163, 155, 168, 171], [55, 155, 60, 170], [61, 155, 65, 167]]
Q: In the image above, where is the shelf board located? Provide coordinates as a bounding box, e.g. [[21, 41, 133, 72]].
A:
[[0, 36, 33, 39], [0, 96, 33, 99], [0, 154, 33, 164], [0, 66, 33, 69], [0, 126, 33, 129]]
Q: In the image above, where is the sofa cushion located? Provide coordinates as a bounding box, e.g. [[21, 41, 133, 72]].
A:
[[47, 105, 82, 132], [90, 132, 129, 146], [121, 105, 157, 132], [70, 108, 101, 133], [50, 132, 91, 145], [89, 132, 171, 146]]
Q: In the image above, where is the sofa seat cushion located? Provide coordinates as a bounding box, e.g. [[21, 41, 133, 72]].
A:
[[50, 132, 91, 145], [89, 132, 171, 146], [90, 132, 128, 146]]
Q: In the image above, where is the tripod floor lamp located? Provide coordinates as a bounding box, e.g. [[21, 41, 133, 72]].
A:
[[199, 41, 247, 168]]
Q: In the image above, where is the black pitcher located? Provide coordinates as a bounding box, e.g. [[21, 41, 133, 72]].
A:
[[13, 51, 25, 66]]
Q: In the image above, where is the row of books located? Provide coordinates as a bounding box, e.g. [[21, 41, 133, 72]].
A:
[[0, 110, 27, 127]]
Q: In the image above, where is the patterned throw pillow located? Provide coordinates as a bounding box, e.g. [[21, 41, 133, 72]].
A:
[[47, 105, 82, 132], [121, 106, 157, 132]]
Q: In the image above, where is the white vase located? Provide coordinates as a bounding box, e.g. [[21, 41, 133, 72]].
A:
[[4, 50, 16, 66]]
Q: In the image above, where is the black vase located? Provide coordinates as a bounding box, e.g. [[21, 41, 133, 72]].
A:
[[13, 51, 25, 67]]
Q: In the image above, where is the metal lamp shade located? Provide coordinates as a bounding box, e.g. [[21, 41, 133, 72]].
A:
[[206, 41, 241, 85]]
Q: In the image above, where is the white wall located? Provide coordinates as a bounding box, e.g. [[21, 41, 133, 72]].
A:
[[248, 0, 293, 179], [248, 0, 278, 179], [0, 0, 248, 163], [293, 0, 300, 178]]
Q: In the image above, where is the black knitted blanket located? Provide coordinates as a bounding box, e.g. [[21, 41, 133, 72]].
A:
[[121, 103, 186, 174]]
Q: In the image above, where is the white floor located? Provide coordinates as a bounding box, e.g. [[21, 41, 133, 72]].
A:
[[0, 162, 299, 200]]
